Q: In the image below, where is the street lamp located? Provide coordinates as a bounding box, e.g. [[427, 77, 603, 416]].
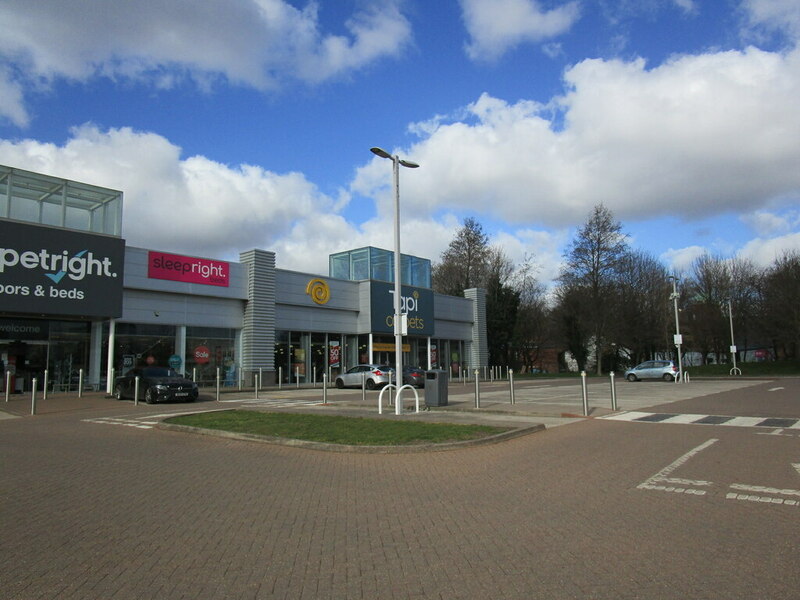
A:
[[370, 146, 419, 415], [668, 275, 683, 383], [727, 298, 741, 375]]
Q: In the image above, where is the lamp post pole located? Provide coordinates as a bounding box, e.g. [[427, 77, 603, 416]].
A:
[[727, 298, 741, 375], [669, 275, 683, 383], [370, 147, 419, 415]]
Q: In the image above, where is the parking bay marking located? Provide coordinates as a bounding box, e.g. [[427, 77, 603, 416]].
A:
[[636, 438, 800, 507]]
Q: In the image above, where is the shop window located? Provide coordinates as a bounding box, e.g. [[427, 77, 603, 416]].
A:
[[185, 326, 236, 386]]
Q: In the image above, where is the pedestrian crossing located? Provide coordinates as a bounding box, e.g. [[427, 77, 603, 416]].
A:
[[219, 398, 323, 408], [83, 398, 324, 429], [602, 411, 800, 429]]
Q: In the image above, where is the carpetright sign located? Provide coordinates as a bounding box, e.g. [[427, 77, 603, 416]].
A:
[[0, 221, 125, 317]]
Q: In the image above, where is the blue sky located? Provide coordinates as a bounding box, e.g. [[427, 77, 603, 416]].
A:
[[1, 0, 799, 289]]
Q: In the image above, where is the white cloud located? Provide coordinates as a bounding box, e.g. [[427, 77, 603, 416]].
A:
[[354, 45, 800, 234], [0, 0, 411, 125], [0, 66, 28, 127], [660, 246, 706, 273], [0, 125, 339, 263], [673, 0, 697, 14], [459, 0, 581, 61], [743, 0, 800, 39], [738, 231, 800, 265], [740, 210, 795, 236]]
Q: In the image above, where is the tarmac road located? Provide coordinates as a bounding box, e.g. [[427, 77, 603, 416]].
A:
[[1, 377, 798, 599]]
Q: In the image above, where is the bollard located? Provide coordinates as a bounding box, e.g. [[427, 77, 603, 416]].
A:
[[361, 371, 367, 403], [278, 367, 282, 390], [238, 369, 243, 391], [5, 371, 11, 402], [31, 378, 38, 415], [581, 371, 589, 416], [134, 376, 140, 406], [254, 373, 259, 400], [610, 371, 617, 412], [474, 369, 481, 408], [509, 369, 515, 404], [78, 368, 84, 398], [323, 374, 328, 404], [295, 367, 299, 389], [216, 367, 221, 402], [259, 367, 263, 391], [43, 370, 48, 401], [192, 367, 197, 383]]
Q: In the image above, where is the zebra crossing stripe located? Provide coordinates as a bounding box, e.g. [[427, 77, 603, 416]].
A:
[[602, 412, 800, 429]]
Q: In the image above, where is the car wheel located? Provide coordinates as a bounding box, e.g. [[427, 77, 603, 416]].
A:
[[113, 384, 124, 400], [366, 378, 376, 390], [144, 388, 156, 404], [662, 373, 674, 381], [626, 374, 638, 382], [335, 378, 344, 389]]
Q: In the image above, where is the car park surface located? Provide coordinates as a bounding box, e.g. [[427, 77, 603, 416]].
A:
[[3, 376, 799, 599]]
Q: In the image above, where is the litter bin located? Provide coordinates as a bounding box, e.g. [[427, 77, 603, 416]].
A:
[[424, 370, 449, 407]]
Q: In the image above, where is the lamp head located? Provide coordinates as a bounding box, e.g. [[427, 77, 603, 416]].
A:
[[370, 147, 392, 160]]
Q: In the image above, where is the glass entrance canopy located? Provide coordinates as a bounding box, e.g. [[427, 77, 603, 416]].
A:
[[329, 246, 431, 288], [0, 164, 122, 236]]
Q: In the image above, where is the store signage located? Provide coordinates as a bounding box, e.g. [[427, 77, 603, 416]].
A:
[[373, 342, 411, 352], [193, 345, 210, 364], [148, 251, 229, 287], [306, 278, 330, 304], [168, 354, 183, 370], [0, 318, 50, 340], [328, 340, 340, 368], [0, 221, 125, 318], [369, 281, 434, 336]]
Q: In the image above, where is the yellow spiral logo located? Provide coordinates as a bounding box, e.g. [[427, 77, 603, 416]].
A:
[[306, 278, 331, 305]]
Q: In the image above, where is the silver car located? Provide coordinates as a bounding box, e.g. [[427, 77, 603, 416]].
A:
[[624, 360, 680, 382], [335, 364, 395, 389]]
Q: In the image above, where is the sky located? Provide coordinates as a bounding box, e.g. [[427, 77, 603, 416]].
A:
[[1, 0, 799, 290]]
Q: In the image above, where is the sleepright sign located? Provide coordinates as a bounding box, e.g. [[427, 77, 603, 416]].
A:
[[148, 251, 229, 287], [0, 220, 125, 317]]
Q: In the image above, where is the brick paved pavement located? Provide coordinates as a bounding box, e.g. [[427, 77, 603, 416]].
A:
[[2, 378, 799, 599]]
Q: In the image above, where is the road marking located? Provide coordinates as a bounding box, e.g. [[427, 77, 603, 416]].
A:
[[602, 412, 799, 429], [637, 439, 718, 496], [726, 493, 797, 506], [768, 387, 785, 391], [219, 398, 323, 408], [83, 417, 156, 429]]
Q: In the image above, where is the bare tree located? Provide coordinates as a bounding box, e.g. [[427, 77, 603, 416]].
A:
[[558, 204, 629, 374], [432, 217, 490, 296]]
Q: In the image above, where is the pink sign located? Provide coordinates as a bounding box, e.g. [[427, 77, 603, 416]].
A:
[[148, 251, 229, 287]]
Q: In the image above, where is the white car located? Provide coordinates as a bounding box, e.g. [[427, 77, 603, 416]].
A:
[[335, 364, 395, 389], [624, 360, 680, 382]]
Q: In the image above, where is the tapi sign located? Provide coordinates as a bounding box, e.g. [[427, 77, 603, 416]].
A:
[[0, 221, 125, 318], [369, 281, 434, 336]]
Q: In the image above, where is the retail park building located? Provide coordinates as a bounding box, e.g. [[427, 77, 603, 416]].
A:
[[0, 165, 488, 393]]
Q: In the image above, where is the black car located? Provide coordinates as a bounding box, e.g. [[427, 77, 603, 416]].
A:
[[403, 366, 425, 387], [113, 366, 199, 403]]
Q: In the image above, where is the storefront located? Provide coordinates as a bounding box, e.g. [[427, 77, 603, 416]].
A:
[[0, 165, 487, 393]]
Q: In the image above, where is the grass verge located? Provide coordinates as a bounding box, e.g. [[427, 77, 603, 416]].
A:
[[165, 410, 511, 446]]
